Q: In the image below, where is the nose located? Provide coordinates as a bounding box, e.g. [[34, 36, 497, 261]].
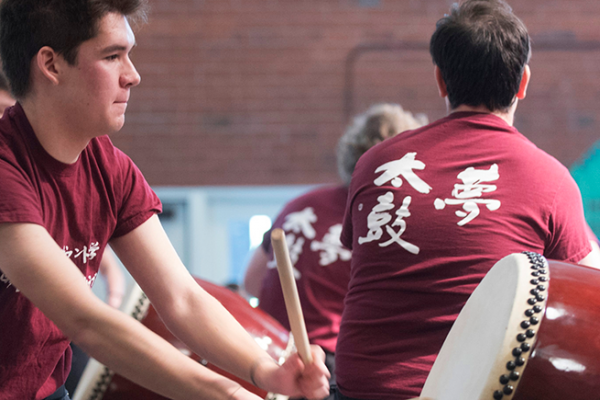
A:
[[121, 56, 141, 88]]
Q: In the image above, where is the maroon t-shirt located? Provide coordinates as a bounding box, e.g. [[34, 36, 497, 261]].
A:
[[0, 103, 162, 399], [259, 185, 351, 353], [338, 112, 592, 399]]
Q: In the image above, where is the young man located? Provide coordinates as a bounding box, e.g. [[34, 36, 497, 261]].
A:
[[0, 1, 329, 400], [0, 72, 128, 395], [335, 1, 600, 399], [243, 104, 427, 399]]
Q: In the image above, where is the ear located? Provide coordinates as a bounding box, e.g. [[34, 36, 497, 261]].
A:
[[34, 46, 63, 86], [434, 65, 448, 98], [516, 64, 531, 100]]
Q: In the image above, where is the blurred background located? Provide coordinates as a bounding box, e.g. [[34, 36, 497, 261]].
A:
[[94, 0, 600, 296]]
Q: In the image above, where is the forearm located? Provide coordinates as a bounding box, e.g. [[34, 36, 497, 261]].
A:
[[99, 248, 125, 308], [0, 223, 256, 400], [157, 284, 274, 387], [157, 279, 330, 399], [72, 299, 250, 400], [110, 217, 274, 388], [109, 216, 329, 398]]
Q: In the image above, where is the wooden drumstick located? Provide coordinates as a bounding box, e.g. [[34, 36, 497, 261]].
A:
[[271, 228, 313, 365]]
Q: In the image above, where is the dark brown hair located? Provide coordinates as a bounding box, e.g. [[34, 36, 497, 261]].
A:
[[430, 0, 531, 112], [0, 0, 148, 99]]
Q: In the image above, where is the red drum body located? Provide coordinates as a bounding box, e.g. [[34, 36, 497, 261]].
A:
[[74, 277, 290, 400], [512, 257, 600, 399], [421, 252, 600, 400]]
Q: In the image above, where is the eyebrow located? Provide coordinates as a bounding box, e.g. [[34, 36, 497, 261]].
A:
[[100, 42, 137, 54]]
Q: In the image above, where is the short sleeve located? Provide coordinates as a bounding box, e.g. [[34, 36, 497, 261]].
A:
[[545, 171, 592, 263], [112, 153, 162, 238], [0, 158, 44, 226]]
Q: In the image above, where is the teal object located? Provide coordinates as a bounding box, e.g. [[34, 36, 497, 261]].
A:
[[570, 141, 600, 238]]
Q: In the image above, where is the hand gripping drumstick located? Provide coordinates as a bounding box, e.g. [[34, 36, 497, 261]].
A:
[[271, 228, 313, 365]]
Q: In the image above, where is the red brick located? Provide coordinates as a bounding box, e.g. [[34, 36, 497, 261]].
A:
[[113, 0, 600, 186]]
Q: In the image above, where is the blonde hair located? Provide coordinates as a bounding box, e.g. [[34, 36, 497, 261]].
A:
[[337, 103, 428, 186]]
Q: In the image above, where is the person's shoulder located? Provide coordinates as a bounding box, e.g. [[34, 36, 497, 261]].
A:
[[508, 128, 568, 172], [276, 185, 346, 215], [0, 105, 23, 145], [359, 115, 446, 162], [284, 185, 339, 206], [0, 118, 16, 155], [0, 107, 31, 167], [302, 184, 347, 198]]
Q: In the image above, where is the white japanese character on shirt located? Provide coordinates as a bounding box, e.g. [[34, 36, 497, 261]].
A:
[[63, 242, 100, 264], [63, 246, 73, 258], [282, 207, 317, 240], [74, 242, 101, 264], [358, 191, 419, 254], [434, 164, 501, 226], [358, 192, 395, 244], [310, 224, 352, 266], [373, 152, 432, 194], [380, 195, 419, 254], [86, 272, 98, 288], [0, 272, 19, 292]]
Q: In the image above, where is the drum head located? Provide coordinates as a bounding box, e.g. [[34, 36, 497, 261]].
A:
[[421, 252, 548, 400]]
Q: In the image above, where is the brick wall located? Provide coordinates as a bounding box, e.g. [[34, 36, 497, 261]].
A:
[[115, 0, 600, 186]]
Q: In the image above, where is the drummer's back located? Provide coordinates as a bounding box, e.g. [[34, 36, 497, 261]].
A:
[[335, 111, 591, 400]]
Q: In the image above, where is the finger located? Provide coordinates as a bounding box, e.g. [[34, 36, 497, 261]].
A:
[[302, 363, 325, 380], [307, 347, 330, 378], [302, 376, 330, 400], [284, 351, 306, 374], [298, 362, 330, 398], [309, 344, 326, 362]]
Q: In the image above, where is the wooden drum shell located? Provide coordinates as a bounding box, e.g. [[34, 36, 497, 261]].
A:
[[513, 260, 600, 399], [421, 253, 600, 400]]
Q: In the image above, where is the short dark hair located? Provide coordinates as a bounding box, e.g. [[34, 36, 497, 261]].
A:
[[0, 0, 148, 99], [430, 0, 531, 112]]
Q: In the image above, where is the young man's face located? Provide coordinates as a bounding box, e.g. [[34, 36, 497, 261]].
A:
[[60, 12, 140, 137]]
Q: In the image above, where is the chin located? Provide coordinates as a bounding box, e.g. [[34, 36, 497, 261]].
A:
[[109, 117, 126, 134]]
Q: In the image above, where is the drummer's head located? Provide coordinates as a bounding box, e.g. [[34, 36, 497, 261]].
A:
[[430, 0, 531, 113], [0, 0, 148, 100], [337, 103, 428, 186]]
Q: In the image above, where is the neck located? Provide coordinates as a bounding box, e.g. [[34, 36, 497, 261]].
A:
[[448, 101, 518, 126], [20, 97, 91, 164]]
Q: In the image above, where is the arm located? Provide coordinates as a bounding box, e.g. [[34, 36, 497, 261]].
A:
[[578, 222, 600, 269], [0, 222, 259, 400], [243, 246, 270, 298], [548, 174, 600, 270], [578, 240, 600, 269], [110, 215, 329, 398], [98, 247, 125, 308]]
